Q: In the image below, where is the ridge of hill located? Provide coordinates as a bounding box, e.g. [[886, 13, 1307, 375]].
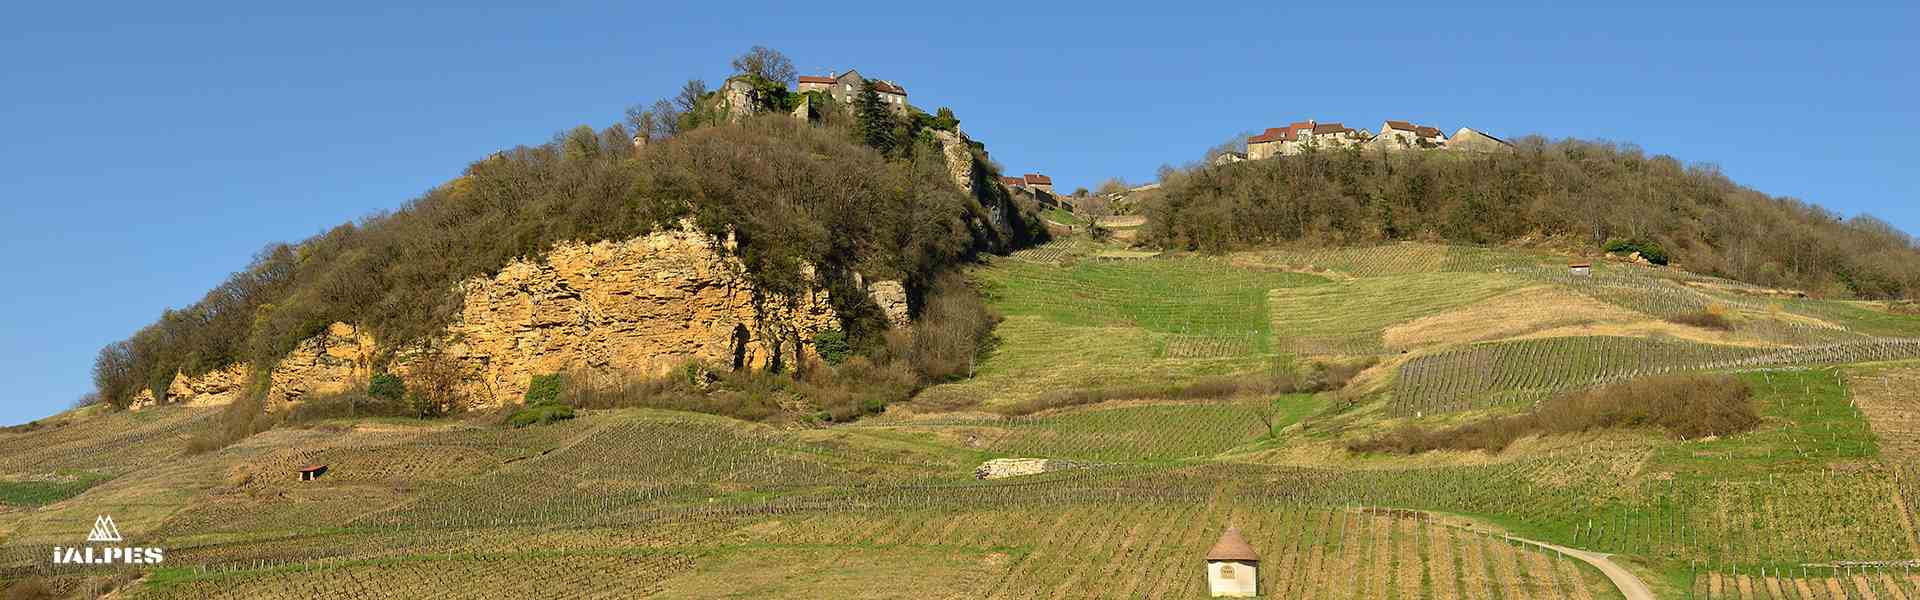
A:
[[1144, 140, 1920, 301]]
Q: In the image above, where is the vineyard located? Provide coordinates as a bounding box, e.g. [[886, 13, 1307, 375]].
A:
[[10, 240, 1920, 598]]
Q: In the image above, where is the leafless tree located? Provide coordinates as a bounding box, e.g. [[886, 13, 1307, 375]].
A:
[[730, 46, 797, 85]]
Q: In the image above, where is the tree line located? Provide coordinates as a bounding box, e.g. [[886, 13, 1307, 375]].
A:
[[1145, 139, 1920, 299]]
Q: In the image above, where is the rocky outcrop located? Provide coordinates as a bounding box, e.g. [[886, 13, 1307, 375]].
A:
[[267, 322, 376, 403], [156, 227, 843, 411], [437, 225, 838, 406], [868, 280, 910, 328], [933, 130, 975, 193]]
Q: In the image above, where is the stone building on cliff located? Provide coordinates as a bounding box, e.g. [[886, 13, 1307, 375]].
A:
[[796, 69, 908, 113]]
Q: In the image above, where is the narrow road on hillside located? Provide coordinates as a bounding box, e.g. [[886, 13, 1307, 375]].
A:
[[1500, 534, 1656, 600]]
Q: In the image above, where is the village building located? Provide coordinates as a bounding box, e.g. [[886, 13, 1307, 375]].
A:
[[796, 69, 908, 113], [1446, 127, 1515, 153], [1246, 120, 1370, 159], [1022, 174, 1054, 193], [1205, 527, 1260, 597], [1372, 119, 1448, 150], [1000, 176, 1026, 190]]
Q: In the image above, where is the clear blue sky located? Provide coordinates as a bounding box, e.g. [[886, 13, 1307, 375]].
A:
[[2, 1, 1915, 424]]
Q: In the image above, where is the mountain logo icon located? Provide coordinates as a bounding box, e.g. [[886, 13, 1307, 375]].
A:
[[85, 515, 123, 543]]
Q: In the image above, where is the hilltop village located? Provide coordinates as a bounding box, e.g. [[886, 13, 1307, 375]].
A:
[[1215, 119, 1514, 165]]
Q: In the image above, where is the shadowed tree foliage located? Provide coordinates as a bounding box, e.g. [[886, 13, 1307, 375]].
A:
[[1147, 138, 1920, 299]]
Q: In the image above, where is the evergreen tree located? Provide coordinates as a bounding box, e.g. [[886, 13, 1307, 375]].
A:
[[855, 82, 896, 155]]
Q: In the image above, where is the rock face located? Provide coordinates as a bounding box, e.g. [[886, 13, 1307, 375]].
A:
[[438, 226, 838, 406], [974, 458, 1081, 480], [267, 322, 376, 404], [868, 280, 910, 328], [158, 226, 844, 411], [932, 130, 975, 193]]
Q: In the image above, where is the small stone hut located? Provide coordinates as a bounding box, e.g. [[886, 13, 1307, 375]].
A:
[[1569, 263, 1593, 276], [1205, 527, 1259, 597], [298, 464, 328, 481]]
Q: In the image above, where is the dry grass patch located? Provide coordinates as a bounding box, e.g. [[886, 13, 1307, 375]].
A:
[[1385, 285, 1649, 351]]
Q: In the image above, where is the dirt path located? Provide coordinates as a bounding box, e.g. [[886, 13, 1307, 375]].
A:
[[1495, 534, 1655, 600]]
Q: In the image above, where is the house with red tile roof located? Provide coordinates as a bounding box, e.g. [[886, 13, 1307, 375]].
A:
[[1246, 120, 1370, 159], [1022, 174, 1054, 193], [794, 69, 907, 112], [1372, 120, 1449, 150]]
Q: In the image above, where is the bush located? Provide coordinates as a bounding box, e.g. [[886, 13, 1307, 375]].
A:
[[889, 273, 1000, 381], [1348, 374, 1757, 454], [524, 373, 564, 405], [284, 392, 411, 424], [1667, 310, 1733, 331], [368, 373, 406, 402], [814, 329, 852, 365], [506, 402, 575, 428], [1603, 238, 1670, 265]]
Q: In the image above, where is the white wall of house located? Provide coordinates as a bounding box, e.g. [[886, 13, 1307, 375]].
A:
[[1206, 560, 1258, 597]]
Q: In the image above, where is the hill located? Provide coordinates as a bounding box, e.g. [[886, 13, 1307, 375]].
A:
[[1145, 140, 1920, 300]]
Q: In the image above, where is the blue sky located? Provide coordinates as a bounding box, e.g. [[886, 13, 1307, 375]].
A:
[[1, 1, 1915, 424]]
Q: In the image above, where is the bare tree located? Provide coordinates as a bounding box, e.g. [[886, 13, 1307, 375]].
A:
[[674, 79, 707, 113], [730, 46, 797, 85], [624, 104, 657, 142], [649, 98, 681, 138]]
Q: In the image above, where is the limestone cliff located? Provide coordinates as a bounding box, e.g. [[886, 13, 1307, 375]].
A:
[[157, 225, 847, 410], [435, 226, 838, 406]]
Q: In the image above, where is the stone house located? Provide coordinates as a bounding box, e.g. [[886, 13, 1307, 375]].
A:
[[1246, 120, 1370, 159], [1022, 174, 1054, 193], [1206, 527, 1260, 597], [796, 69, 908, 113], [1372, 119, 1448, 150], [1000, 175, 1026, 190], [1446, 127, 1515, 152]]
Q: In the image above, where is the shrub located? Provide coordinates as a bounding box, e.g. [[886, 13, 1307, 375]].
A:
[[403, 351, 465, 418], [506, 402, 575, 428], [1667, 310, 1734, 331], [1603, 238, 1670, 265], [814, 329, 852, 365], [524, 373, 564, 405], [1348, 374, 1756, 454], [890, 273, 1000, 381], [284, 392, 410, 424], [367, 373, 406, 402], [3, 577, 54, 600]]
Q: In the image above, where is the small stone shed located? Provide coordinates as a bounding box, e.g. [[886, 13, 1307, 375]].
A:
[[1206, 526, 1260, 597], [298, 464, 328, 482], [1569, 263, 1593, 276]]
